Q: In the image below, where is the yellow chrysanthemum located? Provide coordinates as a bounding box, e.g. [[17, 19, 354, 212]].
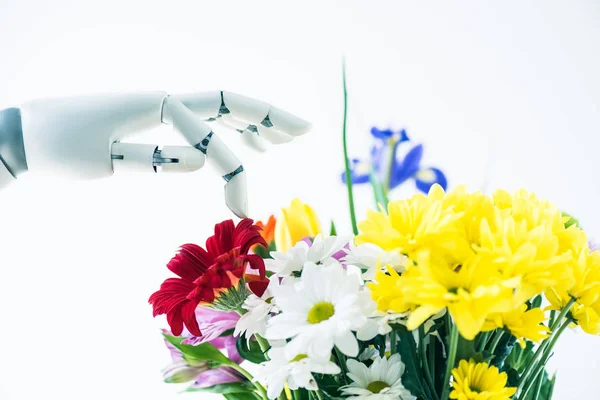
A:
[[483, 303, 550, 348], [367, 265, 412, 313], [545, 248, 600, 335], [493, 189, 564, 233], [477, 211, 574, 302], [450, 359, 517, 400], [442, 186, 497, 248], [360, 185, 593, 341], [356, 185, 464, 259], [274, 198, 321, 252], [398, 255, 516, 340], [569, 301, 600, 335]]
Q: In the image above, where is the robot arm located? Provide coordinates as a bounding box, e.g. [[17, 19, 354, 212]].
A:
[[0, 91, 311, 218]]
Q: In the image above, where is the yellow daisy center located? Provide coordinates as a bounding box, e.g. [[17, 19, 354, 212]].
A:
[[307, 302, 335, 324], [289, 354, 308, 363], [367, 381, 390, 394]]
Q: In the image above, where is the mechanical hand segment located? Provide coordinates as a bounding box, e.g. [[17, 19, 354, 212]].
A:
[[0, 91, 311, 218]]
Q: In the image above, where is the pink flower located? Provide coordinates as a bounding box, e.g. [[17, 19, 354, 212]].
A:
[[161, 308, 243, 388]]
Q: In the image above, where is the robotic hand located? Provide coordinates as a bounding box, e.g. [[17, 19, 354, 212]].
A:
[[0, 92, 311, 217]]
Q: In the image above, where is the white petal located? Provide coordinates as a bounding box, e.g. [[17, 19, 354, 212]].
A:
[[334, 330, 359, 357], [356, 320, 379, 341]]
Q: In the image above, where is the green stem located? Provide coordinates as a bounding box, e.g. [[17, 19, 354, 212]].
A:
[[341, 57, 358, 235], [487, 330, 504, 354], [255, 334, 271, 358], [549, 310, 557, 328], [382, 138, 396, 199], [520, 319, 570, 397], [518, 297, 575, 393], [428, 333, 436, 390], [369, 172, 388, 211], [335, 347, 349, 376], [440, 323, 459, 400], [390, 330, 397, 354], [227, 362, 269, 400], [292, 390, 301, 400], [315, 390, 324, 400], [476, 331, 491, 353], [420, 326, 440, 400], [521, 360, 545, 399], [531, 365, 545, 400]]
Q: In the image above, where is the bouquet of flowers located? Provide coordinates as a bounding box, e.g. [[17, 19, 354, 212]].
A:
[[147, 76, 599, 400]]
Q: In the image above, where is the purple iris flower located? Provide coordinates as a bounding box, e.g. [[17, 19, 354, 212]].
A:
[[161, 308, 244, 390], [342, 127, 447, 194]]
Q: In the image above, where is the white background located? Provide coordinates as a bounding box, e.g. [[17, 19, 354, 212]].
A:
[[0, 0, 599, 399]]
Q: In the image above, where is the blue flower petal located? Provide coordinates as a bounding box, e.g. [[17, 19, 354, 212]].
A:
[[415, 167, 447, 193], [370, 140, 387, 173], [398, 129, 410, 143], [389, 144, 423, 189], [341, 158, 371, 185], [370, 127, 395, 139]]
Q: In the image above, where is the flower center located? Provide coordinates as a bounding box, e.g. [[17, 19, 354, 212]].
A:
[[307, 301, 335, 324], [367, 381, 390, 394], [469, 386, 481, 393], [289, 354, 308, 363]]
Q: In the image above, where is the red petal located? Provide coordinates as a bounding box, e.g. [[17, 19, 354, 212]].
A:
[[248, 280, 269, 297], [149, 278, 196, 316], [181, 300, 202, 336], [245, 254, 267, 279], [207, 219, 235, 256], [166, 305, 184, 336], [167, 248, 208, 282]]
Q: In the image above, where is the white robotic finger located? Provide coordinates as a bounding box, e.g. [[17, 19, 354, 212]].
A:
[[164, 97, 248, 218], [111, 142, 158, 173], [219, 113, 250, 131], [240, 128, 269, 152], [110, 142, 206, 173], [267, 106, 311, 137], [157, 146, 206, 172], [257, 125, 294, 144], [217, 114, 268, 152], [164, 97, 213, 145], [173, 91, 221, 120], [204, 133, 248, 218], [222, 91, 270, 125]]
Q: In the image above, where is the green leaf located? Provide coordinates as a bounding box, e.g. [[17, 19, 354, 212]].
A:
[[316, 373, 347, 400], [530, 295, 543, 310], [329, 220, 337, 236], [236, 334, 267, 364], [369, 172, 388, 211], [543, 372, 557, 400], [392, 324, 430, 399], [186, 382, 253, 394], [456, 336, 480, 363], [293, 388, 314, 400], [253, 240, 277, 259], [505, 367, 521, 388], [163, 333, 230, 365], [490, 333, 517, 369], [562, 211, 580, 229], [223, 392, 262, 400]]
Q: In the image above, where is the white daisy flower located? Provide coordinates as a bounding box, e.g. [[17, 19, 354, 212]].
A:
[[234, 277, 281, 342], [341, 354, 416, 400], [343, 243, 406, 281], [357, 310, 409, 341], [255, 347, 340, 400], [265, 261, 369, 359], [266, 234, 349, 277]]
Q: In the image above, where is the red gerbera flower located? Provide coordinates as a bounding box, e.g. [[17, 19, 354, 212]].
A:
[[149, 218, 269, 336]]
